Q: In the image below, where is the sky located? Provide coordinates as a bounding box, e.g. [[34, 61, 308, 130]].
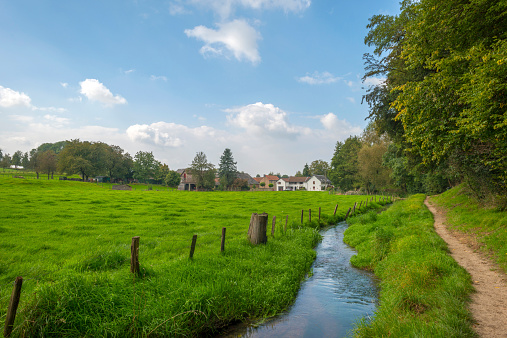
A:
[[0, 0, 399, 176]]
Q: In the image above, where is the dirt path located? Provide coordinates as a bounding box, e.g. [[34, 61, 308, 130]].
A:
[[424, 197, 507, 338]]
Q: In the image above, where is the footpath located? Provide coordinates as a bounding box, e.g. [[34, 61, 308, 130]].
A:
[[425, 197, 507, 338]]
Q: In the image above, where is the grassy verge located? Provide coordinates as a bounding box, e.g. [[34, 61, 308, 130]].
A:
[[344, 194, 476, 337], [431, 185, 507, 273], [0, 176, 388, 336]]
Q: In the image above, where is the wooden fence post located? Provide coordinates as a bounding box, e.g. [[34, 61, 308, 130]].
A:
[[353, 202, 357, 213], [358, 201, 363, 210], [319, 207, 321, 220], [345, 207, 351, 220], [334, 204, 338, 216], [221, 227, 226, 252], [248, 213, 268, 244], [3, 277, 23, 337], [301, 210, 304, 224], [189, 234, 198, 258], [271, 216, 276, 237], [365, 200, 368, 208], [285, 215, 288, 233], [130, 236, 140, 274], [309, 209, 312, 222]]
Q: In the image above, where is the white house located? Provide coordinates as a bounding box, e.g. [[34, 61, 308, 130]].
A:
[[276, 175, 332, 191]]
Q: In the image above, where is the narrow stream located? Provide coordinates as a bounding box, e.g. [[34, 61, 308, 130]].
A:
[[221, 222, 378, 337]]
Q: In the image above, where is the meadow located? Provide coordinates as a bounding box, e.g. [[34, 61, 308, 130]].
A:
[[344, 194, 476, 337], [0, 175, 387, 336]]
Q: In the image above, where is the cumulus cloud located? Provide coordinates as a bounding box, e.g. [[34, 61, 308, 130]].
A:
[[185, 19, 261, 64], [79, 79, 127, 106], [126, 122, 223, 147], [44, 114, 71, 126], [298, 71, 340, 85], [363, 77, 386, 87], [185, 0, 311, 19], [0, 85, 32, 108], [9, 115, 34, 123], [319, 112, 361, 134], [225, 102, 308, 138]]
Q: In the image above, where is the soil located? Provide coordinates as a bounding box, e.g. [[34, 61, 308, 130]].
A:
[[425, 197, 507, 338]]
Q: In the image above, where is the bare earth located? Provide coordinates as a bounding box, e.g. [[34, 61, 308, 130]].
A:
[[425, 197, 507, 338]]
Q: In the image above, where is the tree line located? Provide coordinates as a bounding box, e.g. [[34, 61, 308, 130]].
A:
[[356, 0, 506, 204]]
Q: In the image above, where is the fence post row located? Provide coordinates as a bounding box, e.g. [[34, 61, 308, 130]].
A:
[[248, 213, 268, 245], [345, 207, 351, 220], [3, 276, 23, 338], [130, 236, 140, 274]]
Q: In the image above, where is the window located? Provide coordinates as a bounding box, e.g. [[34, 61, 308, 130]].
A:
[[313, 181, 315, 184]]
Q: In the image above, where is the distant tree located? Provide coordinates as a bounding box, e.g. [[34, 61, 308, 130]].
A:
[[38, 150, 58, 180], [218, 148, 237, 190], [260, 182, 265, 187], [232, 178, 249, 191], [302, 164, 310, 176], [0, 153, 11, 171], [328, 136, 362, 191], [11, 150, 23, 168], [282, 174, 289, 178], [190, 151, 215, 191], [58, 139, 107, 181], [164, 170, 181, 187], [309, 160, 330, 176], [295, 171, 303, 177], [268, 183, 274, 188], [37, 141, 67, 154], [104, 145, 133, 182], [0, 148, 3, 160], [256, 174, 260, 177], [21, 152, 29, 169], [133, 151, 160, 183], [29, 149, 40, 178], [154, 163, 170, 184]]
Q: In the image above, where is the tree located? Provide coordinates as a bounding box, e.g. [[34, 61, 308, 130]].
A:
[[58, 139, 107, 181], [21, 152, 29, 169], [218, 148, 237, 190], [309, 160, 330, 176], [295, 171, 303, 177], [154, 163, 170, 184], [232, 178, 249, 191], [0, 153, 11, 171], [133, 151, 159, 183], [189, 151, 215, 191], [0, 148, 3, 160], [11, 150, 23, 168], [38, 150, 58, 179], [164, 170, 181, 187], [302, 164, 310, 177], [328, 136, 362, 191]]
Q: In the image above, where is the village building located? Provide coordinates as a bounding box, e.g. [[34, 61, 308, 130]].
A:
[[276, 175, 332, 191], [259, 175, 279, 188], [177, 169, 196, 191]]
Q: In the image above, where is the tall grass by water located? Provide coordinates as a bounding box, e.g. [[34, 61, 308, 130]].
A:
[[0, 176, 387, 336], [344, 194, 476, 337]]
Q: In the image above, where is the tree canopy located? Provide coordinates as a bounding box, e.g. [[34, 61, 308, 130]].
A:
[[218, 148, 237, 190]]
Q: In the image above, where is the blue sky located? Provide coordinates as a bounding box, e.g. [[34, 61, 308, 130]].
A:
[[0, 0, 399, 175]]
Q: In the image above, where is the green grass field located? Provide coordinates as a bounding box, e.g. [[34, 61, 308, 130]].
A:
[[0, 175, 387, 336], [344, 194, 476, 337]]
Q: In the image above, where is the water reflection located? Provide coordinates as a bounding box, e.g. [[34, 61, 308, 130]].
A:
[[221, 222, 378, 338]]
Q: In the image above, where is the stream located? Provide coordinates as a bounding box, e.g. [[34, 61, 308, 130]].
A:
[[221, 222, 378, 337]]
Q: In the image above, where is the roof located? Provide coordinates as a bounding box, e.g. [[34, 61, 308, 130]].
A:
[[253, 177, 263, 183], [236, 172, 258, 185], [280, 176, 310, 183], [314, 175, 332, 184], [264, 175, 279, 181]]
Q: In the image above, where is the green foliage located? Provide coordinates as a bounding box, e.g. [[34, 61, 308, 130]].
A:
[[364, 0, 507, 200], [164, 170, 181, 187], [0, 176, 384, 336], [344, 195, 475, 337], [190, 151, 215, 191], [308, 160, 329, 176], [329, 136, 362, 191], [218, 148, 238, 189], [302, 163, 310, 176], [133, 151, 160, 183]]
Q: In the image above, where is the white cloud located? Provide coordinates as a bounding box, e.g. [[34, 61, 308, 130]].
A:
[[9, 115, 34, 123], [298, 71, 340, 85], [225, 102, 308, 138], [363, 77, 386, 87], [124, 69, 135, 75], [126, 122, 223, 147], [319, 112, 361, 135], [44, 114, 71, 126], [35, 106, 68, 113], [79, 79, 127, 106], [185, 0, 311, 19], [60, 82, 69, 88], [0, 85, 32, 108], [150, 75, 168, 82], [185, 19, 261, 64]]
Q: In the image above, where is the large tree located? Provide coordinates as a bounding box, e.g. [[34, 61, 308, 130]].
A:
[[309, 160, 330, 176], [218, 148, 237, 190], [164, 170, 181, 187], [57, 139, 107, 180], [11, 150, 23, 168], [0, 153, 10, 171], [133, 151, 160, 183], [38, 150, 58, 180], [190, 151, 215, 191], [328, 136, 362, 192], [105, 145, 133, 182]]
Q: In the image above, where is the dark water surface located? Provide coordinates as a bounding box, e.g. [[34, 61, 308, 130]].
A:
[[221, 222, 378, 338]]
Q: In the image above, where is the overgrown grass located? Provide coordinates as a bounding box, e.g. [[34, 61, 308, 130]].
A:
[[431, 185, 507, 273], [344, 194, 476, 337], [0, 175, 388, 336]]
